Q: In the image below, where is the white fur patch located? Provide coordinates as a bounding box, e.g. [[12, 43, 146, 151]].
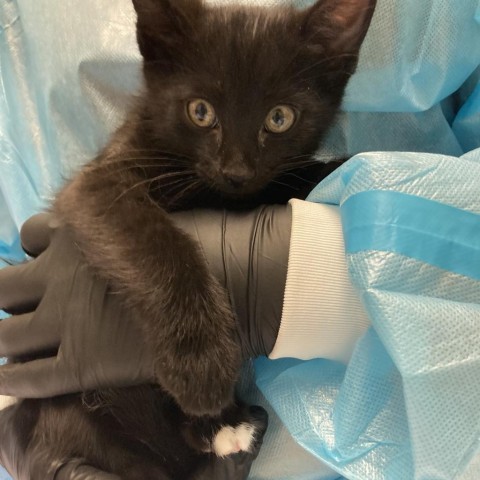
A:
[[0, 395, 17, 411], [213, 422, 256, 457]]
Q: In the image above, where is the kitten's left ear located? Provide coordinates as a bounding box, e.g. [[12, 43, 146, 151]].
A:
[[303, 0, 377, 55], [132, 0, 204, 67]]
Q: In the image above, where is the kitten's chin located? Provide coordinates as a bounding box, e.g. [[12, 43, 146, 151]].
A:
[[216, 188, 268, 207], [211, 179, 269, 200], [217, 187, 261, 199]]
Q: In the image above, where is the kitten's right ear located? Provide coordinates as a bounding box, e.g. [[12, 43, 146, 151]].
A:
[[132, 0, 203, 68], [303, 0, 376, 55]]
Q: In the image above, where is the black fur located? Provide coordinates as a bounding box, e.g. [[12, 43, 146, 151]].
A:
[[15, 388, 262, 479], [7, 0, 376, 478]]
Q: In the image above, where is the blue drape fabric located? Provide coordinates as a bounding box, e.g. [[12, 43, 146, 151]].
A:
[[1, 1, 479, 479], [256, 150, 480, 479]]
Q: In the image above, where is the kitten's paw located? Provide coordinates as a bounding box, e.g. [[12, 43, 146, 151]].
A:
[[212, 422, 256, 457], [210, 405, 268, 457], [183, 405, 269, 457]]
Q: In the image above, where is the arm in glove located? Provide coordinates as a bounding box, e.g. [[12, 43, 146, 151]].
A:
[[0, 206, 291, 397], [0, 209, 277, 479]]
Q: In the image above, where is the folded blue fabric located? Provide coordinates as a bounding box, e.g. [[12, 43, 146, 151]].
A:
[[1, 0, 480, 479], [256, 150, 480, 479]]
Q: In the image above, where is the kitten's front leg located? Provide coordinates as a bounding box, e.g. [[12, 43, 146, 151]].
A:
[[55, 163, 241, 416]]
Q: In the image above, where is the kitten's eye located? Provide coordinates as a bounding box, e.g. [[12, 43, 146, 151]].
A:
[[187, 99, 217, 128], [265, 105, 296, 134]]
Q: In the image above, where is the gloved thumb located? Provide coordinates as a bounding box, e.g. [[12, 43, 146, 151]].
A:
[[20, 213, 60, 257]]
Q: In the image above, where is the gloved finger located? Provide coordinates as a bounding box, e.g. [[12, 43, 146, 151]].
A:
[[0, 262, 45, 314], [20, 213, 58, 257], [55, 460, 121, 480], [0, 351, 152, 398], [0, 312, 60, 357], [0, 357, 77, 398]]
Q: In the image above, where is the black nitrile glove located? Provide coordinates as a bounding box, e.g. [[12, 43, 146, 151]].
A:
[[0, 206, 290, 397], [0, 214, 156, 397]]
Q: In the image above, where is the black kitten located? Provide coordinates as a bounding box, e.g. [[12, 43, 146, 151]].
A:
[[7, 0, 375, 478], [56, 0, 375, 415]]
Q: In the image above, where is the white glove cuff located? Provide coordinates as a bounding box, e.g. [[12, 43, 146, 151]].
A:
[[269, 199, 370, 363]]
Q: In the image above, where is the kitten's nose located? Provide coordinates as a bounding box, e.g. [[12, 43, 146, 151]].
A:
[[222, 164, 255, 188]]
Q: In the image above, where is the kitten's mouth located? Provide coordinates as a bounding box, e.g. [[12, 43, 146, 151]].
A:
[[198, 173, 266, 199]]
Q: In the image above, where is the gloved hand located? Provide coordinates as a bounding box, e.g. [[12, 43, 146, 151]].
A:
[[0, 206, 290, 397], [0, 214, 156, 397], [0, 209, 278, 479]]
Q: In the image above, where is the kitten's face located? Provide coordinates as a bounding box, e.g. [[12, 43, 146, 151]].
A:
[[133, 0, 376, 199]]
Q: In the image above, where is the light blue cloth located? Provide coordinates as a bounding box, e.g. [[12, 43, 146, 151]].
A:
[[1, 0, 480, 479], [1, 0, 479, 265], [256, 150, 480, 479]]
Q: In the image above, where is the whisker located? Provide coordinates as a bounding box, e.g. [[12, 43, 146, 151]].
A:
[[100, 157, 191, 170], [281, 171, 316, 185], [276, 159, 321, 173], [153, 171, 196, 180], [105, 172, 194, 211], [284, 153, 316, 160], [168, 179, 205, 206], [271, 178, 300, 191], [99, 149, 194, 169], [110, 147, 194, 158], [105, 178, 157, 211], [150, 176, 197, 194], [276, 153, 338, 174], [101, 164, 197, 182]]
